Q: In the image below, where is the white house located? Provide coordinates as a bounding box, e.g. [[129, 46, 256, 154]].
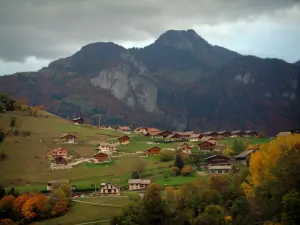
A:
[[98, 142, 118, 155], [100, 183, 120, 196], [128, 179, 151, 190]]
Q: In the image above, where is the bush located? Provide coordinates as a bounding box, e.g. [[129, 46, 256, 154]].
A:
[[0, 149, 6, 160], [128, 192, 141, 202], [159, 150, 175, 162], [0, 130, 5, 143]]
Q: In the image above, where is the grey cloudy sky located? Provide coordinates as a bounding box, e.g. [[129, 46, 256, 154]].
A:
[[0, 0, 300, 75]]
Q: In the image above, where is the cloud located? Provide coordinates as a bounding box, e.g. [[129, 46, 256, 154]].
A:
[[0, 0, 299, 70]]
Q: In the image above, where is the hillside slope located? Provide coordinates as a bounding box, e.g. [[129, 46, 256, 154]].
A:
[[0, 29, 299, 135], [0, 110, 122, 186]]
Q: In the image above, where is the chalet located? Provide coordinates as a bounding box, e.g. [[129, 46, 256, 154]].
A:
[[235, 149, 256, 165], [165, 133, 182, 141], [189, 133, 202, 142], [179, 143, 192, 154], [146, 146, 161, 155], [128, 179, 151, 190], [134, 127, 147, 134], [146, 127, 160, 133], [72, 117, 84, 124], [208, 165, 232, 175], [175, 132, 194, 138], [94, 152, 110, 162], [98, 142, 118, 154], [55, 156, 67, 165], [155, 131, 173, 139], [47, 179, 70, 191], [47, 148, 68, 159], [230, 130, 245, 138], [118, 135, 130, 145], [61, 133, 77, 144], [198, 141, 215, 152], [100, 183, 120, 196], [217, 131, 231, 138], [205, 155, 231, 166], [202, 131, 218, 137], [117, 126, 131, 134], [244, 130, 258, 138], [201, 137, 217, 145]]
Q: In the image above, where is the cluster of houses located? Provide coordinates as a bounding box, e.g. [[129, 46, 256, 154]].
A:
[[46, 178, 152, 196]]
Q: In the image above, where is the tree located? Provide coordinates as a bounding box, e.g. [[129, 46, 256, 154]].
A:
[[131, 171, 140, 179], [181, 165, 193, 176], [22, 194, 50, 220], [110, 203, 144, 225], [0, 130, 5, 143], [164, 186, 175, 204], [132, 158, 146, 175], [194, 213, 218, 225], [7, 188, 19, 198], [171, 166, 180, 176], [10, 117, 16, 127], [160, 150, 175, 162], [204, 204, 225, 225], [143, 183, 170, 224], [174, 154, 184, 171], [281, 190, 300, 224], [232, 139, 246, 155], [14, 194, 30, 215], [0, 184, 5, 199], [0, 195, 15, 212]]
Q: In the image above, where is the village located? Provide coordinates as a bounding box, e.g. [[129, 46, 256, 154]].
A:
[[45, 117, 266, 197]]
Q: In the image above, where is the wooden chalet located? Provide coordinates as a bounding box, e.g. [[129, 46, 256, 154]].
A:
[[94, 152, 110, 162], [180, 143, 192, 154], [244, 130, 258, 137], [235, 149, 256, 165], [61, 133, 77, 144], [47, 148, 68, 159], [189, 133, 202, 142], [146, 146, 161, 155], [134, 127, 147, 134], [146, 127, 160, 133], [72, 117, 84, 124], [118, 135, 130, 145], [117, 126, 131, 134], [98, 142, 118, 155], [202, 131, 218, 137], [205, 155, 232, 175], [128, 179, 151, 190], [175, 132, 194, 138], [198, 141, 215, 152], [230, 130, 245, 137], [217, 131, 231, 138], [100, 183, 120, 196], [165, 133, 182, 141], [156, 131, 173, 138]]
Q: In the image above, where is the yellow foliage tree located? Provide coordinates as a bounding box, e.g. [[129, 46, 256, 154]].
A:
[[242, 134, 300, 198]]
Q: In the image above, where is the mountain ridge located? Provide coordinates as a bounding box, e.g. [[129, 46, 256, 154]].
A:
[[0, 29, 299, 135]]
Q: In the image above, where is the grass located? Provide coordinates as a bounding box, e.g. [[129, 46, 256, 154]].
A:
[[78, 196, 134, 205], [220, 137, 269, 147], [32, 201, 124, 225]]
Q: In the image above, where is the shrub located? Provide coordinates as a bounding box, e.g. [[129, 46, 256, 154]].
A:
[[181, 165, 193, 176], [128, 192, 141, 202], [159, 150, 175, 162]]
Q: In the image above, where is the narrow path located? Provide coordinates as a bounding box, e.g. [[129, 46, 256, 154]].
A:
[[73, 199, 123, 207], [74, 219, 110, 225]]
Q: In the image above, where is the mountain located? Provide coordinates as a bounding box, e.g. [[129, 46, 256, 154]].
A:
[[295, 60, 300, 67], [0, 29, 299, 135]]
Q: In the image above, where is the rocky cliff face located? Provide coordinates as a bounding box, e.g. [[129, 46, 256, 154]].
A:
[[0, 30, 299, 134]]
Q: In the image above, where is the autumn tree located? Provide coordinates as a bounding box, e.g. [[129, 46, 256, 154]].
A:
[[143, 183, 170, 225], [164, 186, 176, 204], [171, 166, 180, 176], [22, 194, 50, 221], [181, 165, 193, 176]]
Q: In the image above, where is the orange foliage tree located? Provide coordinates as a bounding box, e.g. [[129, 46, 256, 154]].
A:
[[0, 195, 15, 212], [13, 194, 30, 215], [22, 194, 50, 220]]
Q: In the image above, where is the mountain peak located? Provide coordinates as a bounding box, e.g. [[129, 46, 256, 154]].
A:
[[154, 29, 208, 51]]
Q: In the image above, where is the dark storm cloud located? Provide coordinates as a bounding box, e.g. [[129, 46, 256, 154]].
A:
[[0, 0, 299, 62]]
